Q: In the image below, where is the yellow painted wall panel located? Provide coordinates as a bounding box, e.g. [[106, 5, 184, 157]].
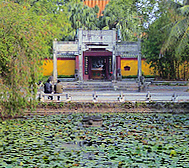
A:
[[141, 60, 154, 76], [43, 59, 75, 76], [43, 58, 155, 77], [121, 59, 138, 76], [178, 62, 189, 79], [43, 60, 53, 76], [121, 59, 154, 76], [57, 60, 75, 76]]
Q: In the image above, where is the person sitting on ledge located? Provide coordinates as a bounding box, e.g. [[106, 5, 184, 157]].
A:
[[44, 79, 53, 100], [54, 80, 63, 101]]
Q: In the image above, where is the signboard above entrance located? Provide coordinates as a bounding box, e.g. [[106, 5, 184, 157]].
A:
[[56, 41, 78, 52], [55, 41, 78, 56], [82, 30, 116, 44]]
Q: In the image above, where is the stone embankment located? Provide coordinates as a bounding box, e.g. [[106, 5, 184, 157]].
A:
[[25, 101, 189, 116]]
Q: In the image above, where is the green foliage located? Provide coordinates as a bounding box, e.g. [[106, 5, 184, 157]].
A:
[[0, 1, 44, 116], [41, 102, 48, 107], [40, 76, 50, 84], [122, 75, 138, 78], [64, 1, 99, 40], [0, 1, 71, 117], [29, 0, 72, 40], [142, 0, 189, 80], [161, 4, 189, 59], [99, 0, 138, 41], [59, 102, 64, 108], [142, 12, 179, 79], [134, 101, 147, 108], [100, 0, 160, 41]]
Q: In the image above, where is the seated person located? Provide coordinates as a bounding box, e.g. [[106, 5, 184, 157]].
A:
[[44, 79, 53, 100], [54, 80, 63, 100]]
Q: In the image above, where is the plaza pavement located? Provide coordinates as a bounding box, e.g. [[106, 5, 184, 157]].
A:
[[38, 80, 189, 102]]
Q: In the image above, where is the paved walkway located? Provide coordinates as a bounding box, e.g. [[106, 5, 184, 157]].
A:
[[60, 91, 189, 102], [38, 80, 189, 102]]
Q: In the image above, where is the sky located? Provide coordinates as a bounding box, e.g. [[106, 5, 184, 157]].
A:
[[139, 0, 185, 27], [175, 0, 184, 4]]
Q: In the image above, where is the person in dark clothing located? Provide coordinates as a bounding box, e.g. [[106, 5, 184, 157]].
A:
[[44, 79, 53, 100]]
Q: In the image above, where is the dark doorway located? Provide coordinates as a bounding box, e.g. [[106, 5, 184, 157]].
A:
[[89, 57, 109, 80]]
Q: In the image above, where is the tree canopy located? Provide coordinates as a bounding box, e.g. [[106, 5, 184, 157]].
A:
[[160, 1, 189, 61], [0, 0, 71, 116], [142, 0, 189, 80], [99, 0, 139, 41], [0, 0, 188, 117], [65, 1, 99, 40]]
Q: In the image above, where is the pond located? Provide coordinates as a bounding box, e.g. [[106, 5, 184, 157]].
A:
[[0, 112, 189, 167]]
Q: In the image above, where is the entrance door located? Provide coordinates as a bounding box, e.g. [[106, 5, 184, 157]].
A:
[[89, 57, 108, 80]]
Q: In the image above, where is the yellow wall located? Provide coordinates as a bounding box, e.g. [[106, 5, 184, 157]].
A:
[[142, 60, 154, 76], [178, 62, 189, 80], [121, 59, 154, 76], [43, 58, 154, 77], [43, 59, 75, 76]]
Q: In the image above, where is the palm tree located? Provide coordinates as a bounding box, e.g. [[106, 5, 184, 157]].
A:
[[65, 2, 99, 40], [161, 0, 189, 59], [99, 0, 139, 41], [159, 0, 189, 79]]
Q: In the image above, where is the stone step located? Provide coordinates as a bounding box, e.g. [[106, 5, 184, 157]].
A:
[[62, 82, 138, 87], [62, 82, 139, 91]]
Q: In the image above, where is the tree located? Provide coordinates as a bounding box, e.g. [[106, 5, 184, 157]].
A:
[[99, 0, 160, 41], [8, 0, 73, 41], [65, 1, 99, 41], [161, 0, 189, 59], [0, 1, 71, 118], [142, 13, 177, 79], [142, 0, 189, 80], [27, 0, 73, 41], [99, 0, 138, 41], [159, 0, 189, 79]]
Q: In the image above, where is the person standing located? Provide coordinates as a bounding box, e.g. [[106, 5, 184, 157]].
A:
[[55, 80, 63, 101]]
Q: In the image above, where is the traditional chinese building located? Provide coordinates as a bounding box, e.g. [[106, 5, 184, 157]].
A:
[[42, 0, 154, 81], [47, 29, 153, 82]]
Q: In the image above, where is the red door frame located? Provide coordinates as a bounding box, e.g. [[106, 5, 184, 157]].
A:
[[83, 50, 112, 80]]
